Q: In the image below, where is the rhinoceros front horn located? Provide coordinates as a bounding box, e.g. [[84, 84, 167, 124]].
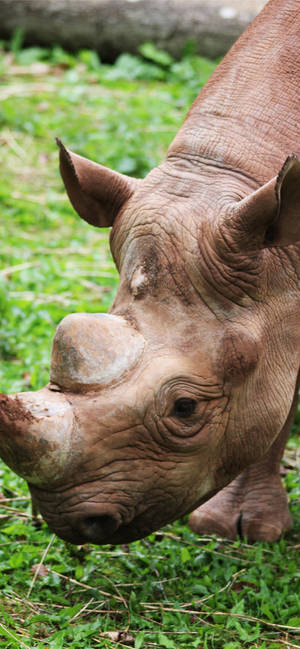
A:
[[0, 314, 145, 485], [0, 389, 75, 484], [50, 313, 146, 391]]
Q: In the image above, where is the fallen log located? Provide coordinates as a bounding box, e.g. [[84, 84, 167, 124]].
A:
[[0, 0, 266, 61]]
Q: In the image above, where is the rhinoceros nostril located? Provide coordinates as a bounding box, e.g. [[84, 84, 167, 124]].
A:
[[80, 514, 120, 543]]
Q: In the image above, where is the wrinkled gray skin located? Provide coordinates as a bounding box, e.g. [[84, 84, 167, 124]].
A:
[[0, 0, 299, 546]]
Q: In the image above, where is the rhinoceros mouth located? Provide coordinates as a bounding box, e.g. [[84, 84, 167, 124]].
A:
[[64, 518, 167, 545], [30, 485, 171, 545], [34, 510, 155, 545], [47, 520, 155, 546], [36, 506, 158, 545], [31, 489, 215, 545], [30, 485, 150, 545]]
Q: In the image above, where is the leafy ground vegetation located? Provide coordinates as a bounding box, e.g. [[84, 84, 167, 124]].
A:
[[0, 34, 299, 649]]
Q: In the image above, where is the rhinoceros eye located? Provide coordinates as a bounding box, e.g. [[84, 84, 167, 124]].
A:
[[173, 398, 196, 419]]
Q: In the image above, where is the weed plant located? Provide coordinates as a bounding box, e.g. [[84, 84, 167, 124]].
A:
[[0, 37, 299, 649]]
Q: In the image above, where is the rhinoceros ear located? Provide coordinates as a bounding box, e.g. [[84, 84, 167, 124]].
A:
[[229, 155, 300, 248], [57, 138, 139, 227]]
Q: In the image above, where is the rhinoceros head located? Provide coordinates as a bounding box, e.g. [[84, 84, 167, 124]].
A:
[[0, 139, 299, 545]]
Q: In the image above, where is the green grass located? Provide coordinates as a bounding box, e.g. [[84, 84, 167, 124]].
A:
[[0, 43, 299, 649]]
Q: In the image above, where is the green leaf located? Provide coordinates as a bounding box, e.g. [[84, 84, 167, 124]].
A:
[[261, 602, 274, 621], [181, 547, 191, 563], [158, 633, 176, 648], [48, 630, 66, 648], [17, 47, 50, 65], [9, 552, 25, 568], [10, 27, 24, 55], [135, 631, 145, 649], [139, 42, 174, 67], [75, 564, 84, 580]]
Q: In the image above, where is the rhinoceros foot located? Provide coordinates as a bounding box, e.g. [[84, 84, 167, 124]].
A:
[[189, 471, 292, 543]]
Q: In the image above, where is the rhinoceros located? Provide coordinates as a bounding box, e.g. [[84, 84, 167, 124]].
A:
[[0, 0, 299, 546]]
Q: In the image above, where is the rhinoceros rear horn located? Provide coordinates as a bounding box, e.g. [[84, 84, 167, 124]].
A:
[[50, 313, 145, 392], [223, 154, 300, 249], [57, 138, 140, 227]]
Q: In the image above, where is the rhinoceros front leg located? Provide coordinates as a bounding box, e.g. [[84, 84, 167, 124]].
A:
[[189, 382, 299, 543]]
